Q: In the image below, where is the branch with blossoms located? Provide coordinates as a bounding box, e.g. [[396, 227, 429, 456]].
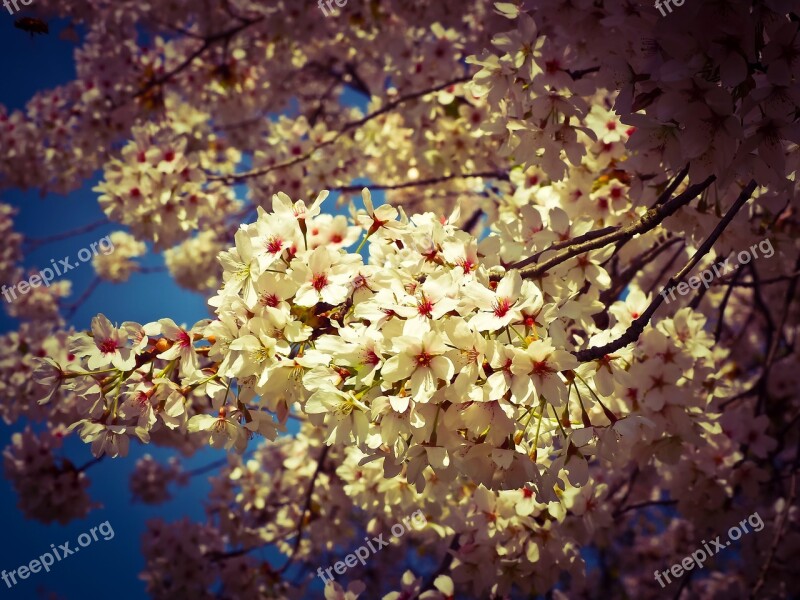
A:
[[211, 76, 473, 185], [39, 185, 760, 507], [3, 0, 800, 597]]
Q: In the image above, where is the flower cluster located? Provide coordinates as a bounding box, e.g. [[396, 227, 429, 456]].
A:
[[92, 231, 145, 282], [2, 426, 96, 524], [43, 313, 281, 459], [94, 104, 242, 249], [0, 203, 23, 286], [164, 230, 225, 292], [130, 454, 188, 504], [2, 0, 799, 597]]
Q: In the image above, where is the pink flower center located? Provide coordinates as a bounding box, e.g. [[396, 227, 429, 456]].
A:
[[417, 298, 434, 317], [266, 237, 284, 254], [459, 258, 477, 272], [545, 59, 561, 74], [261, 293, 280, 308], [312, 273, 328, 291], [532, 360, 552, 377], [493, 298, 513, 318], [98, 339, 118, 354], [177, 330, 191, 348], [363, 349, 380, 366], [415, 352, 433, 367]]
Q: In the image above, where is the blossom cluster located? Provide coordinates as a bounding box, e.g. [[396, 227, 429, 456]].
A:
[[94, 102, 242, 250], [91, 231, 145, 282], [1, 0, 798, 597]]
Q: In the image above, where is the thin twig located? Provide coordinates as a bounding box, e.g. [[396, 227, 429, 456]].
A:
[[23, 219, 108, 250], [574, 180, 757, 363], [750, 437, 799, 598], [214, 77, 471, 184], [76, 456, 104, 472], [134, 17, 265, 102], [714, 267, 744, 342], [674, 571, 693, 600], [278, 445, 330, 573], [64, 277, 102, 320], [652, 164, 690, 208], [645, 240, 686, 296], [507, 175, 716, 280], [332, 171, 509, 194], [137, 266, 169, 275], [600, 236, 683, 306], [613, 499, 677, 517]]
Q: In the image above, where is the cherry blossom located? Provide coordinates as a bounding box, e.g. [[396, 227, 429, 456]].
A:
[[0, 0, 797, 597]]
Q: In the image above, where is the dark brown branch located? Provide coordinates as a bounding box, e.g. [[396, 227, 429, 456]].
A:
[[567, 66, 600, 80], [613, 499, 677, 516], [509, 175, 716, 281], [332, 171, 509, 194], [754, 255, 800, 414], [510, 226, 618, 272], [574, 180, 757, 363], [714, 266, 744, 342], [308, 79, 341, 127], [599, 236, 683, 306], [278, 445, 330, 573], [711, 270, 800, 287], [64, 277, 102, 320], [652, 164, 690, 208], [214, 77, 472, 184], [750, 437, 799, 599], [674, 572, 693, 600], [343, 63, 372, 98], [645, 241, 686, 296], [76, 456, 104, 472], [463, 208, 484, 234], [24, 219, 108, 250], [127, 16, 265, 106]]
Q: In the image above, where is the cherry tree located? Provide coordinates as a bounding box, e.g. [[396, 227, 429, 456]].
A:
[[1, 0, 799, 598]]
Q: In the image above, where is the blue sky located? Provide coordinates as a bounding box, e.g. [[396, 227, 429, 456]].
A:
[[0, 17, 229, 600], [0, 12, 375, 598], [0, 15, 319, 600]]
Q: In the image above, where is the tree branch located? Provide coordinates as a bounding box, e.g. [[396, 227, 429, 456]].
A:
[[574, 180, 757, 363], [214, 77, 472, 184], [23, 219, 108, 251], [414, 535, 459, 599], [507, 174, 716, 280], [332, 171, 509, 194], [750, 437, 799, 599], [64, 277, 102, 320], [278, 445, 330, 573]]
